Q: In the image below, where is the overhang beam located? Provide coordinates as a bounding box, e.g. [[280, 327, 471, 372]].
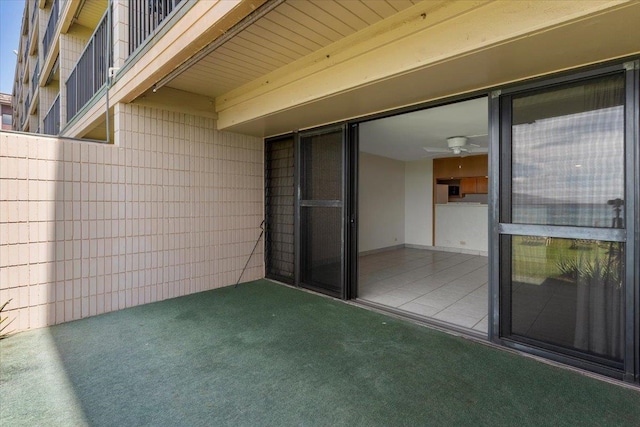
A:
[[215, 0, 639, 136]]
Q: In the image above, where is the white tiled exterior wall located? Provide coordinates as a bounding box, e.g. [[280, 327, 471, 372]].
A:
[[0, 103, 264, 332]]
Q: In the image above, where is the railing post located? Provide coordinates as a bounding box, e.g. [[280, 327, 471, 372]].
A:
[[92, 37, 96, 95], [65, 7, 113, 122], [43, 0, 59, 60], [128, 0, 181, 55]]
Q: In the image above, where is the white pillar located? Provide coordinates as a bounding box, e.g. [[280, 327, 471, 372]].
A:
[[111, 0, 129, 70]]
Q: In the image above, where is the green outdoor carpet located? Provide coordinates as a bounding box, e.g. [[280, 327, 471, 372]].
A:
[[1, 279, 638, 426]]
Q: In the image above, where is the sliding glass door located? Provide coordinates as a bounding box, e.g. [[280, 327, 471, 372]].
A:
[[297, 126, 354, 298], [493, 64, 638, 379]]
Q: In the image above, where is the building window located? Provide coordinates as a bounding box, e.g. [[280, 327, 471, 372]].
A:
[[2, 113, 12, 126]]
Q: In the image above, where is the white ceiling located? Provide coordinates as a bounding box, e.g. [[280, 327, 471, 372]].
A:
[[359, 97, 489, 161]]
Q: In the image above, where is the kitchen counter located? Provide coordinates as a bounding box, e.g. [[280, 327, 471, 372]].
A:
[[435, 204, 488, 252]]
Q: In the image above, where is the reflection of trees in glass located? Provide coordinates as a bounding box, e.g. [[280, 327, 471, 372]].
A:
[[556, 242, 623, 288], [512, 237, 624, 360], [513, 237, 623, 286]]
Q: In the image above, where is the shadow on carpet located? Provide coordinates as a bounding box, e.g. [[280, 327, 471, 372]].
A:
[[1, 279, 639, 426]]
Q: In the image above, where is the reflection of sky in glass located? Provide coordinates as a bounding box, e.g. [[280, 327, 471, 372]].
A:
[[512, 106, 624, 227], [513, 106, 623, 202]]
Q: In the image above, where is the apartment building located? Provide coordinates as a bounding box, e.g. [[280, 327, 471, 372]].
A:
[[0, 94, 12, 130], [3, 0, 640, 385]]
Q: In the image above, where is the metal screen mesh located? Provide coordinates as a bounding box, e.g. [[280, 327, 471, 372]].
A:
[[300, 206, 342, 294], [265, 137, 295, 283], [298, 129, 344, 296]]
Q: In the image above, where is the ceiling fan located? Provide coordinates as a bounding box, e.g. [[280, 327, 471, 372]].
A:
[[423, 135, 488, 156]]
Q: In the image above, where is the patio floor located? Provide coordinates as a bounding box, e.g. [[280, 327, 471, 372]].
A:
[[1, 280, 638, 426]]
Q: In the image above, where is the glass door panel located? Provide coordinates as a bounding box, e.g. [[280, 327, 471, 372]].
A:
[[510, 74, 625, 227], [508, 236, 624, 361], [300, 206, 343, 295], [498, 71, 628, 368], [298, 127, 346, 298]]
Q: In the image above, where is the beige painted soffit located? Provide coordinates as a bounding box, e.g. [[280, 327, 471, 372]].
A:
[[62, 96, 106, 138], [214, 0, 631, 130], [214, 0, 480, 112], [60, 0, 82, 33], [109, 0, 267, 106], [132, 88, 217, 119]]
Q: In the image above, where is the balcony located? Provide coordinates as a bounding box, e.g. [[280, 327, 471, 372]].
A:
[[43, 0, 59, 60], [128, 0, 183, 55], [43, 94, 60, 135], [66, 7, 112, 122], [31, 61, 39, 96], [31, 1, 38, 24], [1, 279, 639, 424]]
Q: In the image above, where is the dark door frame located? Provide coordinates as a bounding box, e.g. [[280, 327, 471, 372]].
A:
[[263, 57, 640, 384], [489, 61, 639, 382], [295, 124, 356, 299]]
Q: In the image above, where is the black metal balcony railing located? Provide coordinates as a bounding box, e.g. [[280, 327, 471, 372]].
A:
[[44, 95, 60, 135], [66, 8, 112, 121], [43, 0, 59, 60], [129, 0, 183, 55], [31, 61, 39, 96], [31, 3, 38, 24]]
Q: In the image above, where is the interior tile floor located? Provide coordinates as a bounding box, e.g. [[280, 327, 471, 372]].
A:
[[358, 248, 488, 334]]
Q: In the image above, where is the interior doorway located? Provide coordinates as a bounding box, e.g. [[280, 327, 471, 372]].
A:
[[356, 97, 490, 334]]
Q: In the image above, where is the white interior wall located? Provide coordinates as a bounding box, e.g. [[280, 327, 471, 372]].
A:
[[358, 152, 405, 253], [404, 159, 433, 248]]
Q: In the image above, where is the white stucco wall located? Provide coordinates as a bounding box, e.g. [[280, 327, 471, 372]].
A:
[[358, 152, 405, 253]]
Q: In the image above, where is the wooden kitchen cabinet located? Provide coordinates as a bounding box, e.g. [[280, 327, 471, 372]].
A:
[[433, 154, 487, 178], [461, 177, 477, 194], [476, 177, 488, 193], [460, 176, 488, 194], [461, 155, 487, 177], [433, 156, 462, 178]]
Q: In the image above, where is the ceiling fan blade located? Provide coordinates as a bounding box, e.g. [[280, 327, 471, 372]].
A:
[[423, 147, 450, 153], [422, 152, 440, 158], [469, 147, 488, 153]]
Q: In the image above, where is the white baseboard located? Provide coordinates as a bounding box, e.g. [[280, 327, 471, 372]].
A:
[[426, 245, 488, 257], [360, 243, 487, 257], [358, 244, 405, 256]]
